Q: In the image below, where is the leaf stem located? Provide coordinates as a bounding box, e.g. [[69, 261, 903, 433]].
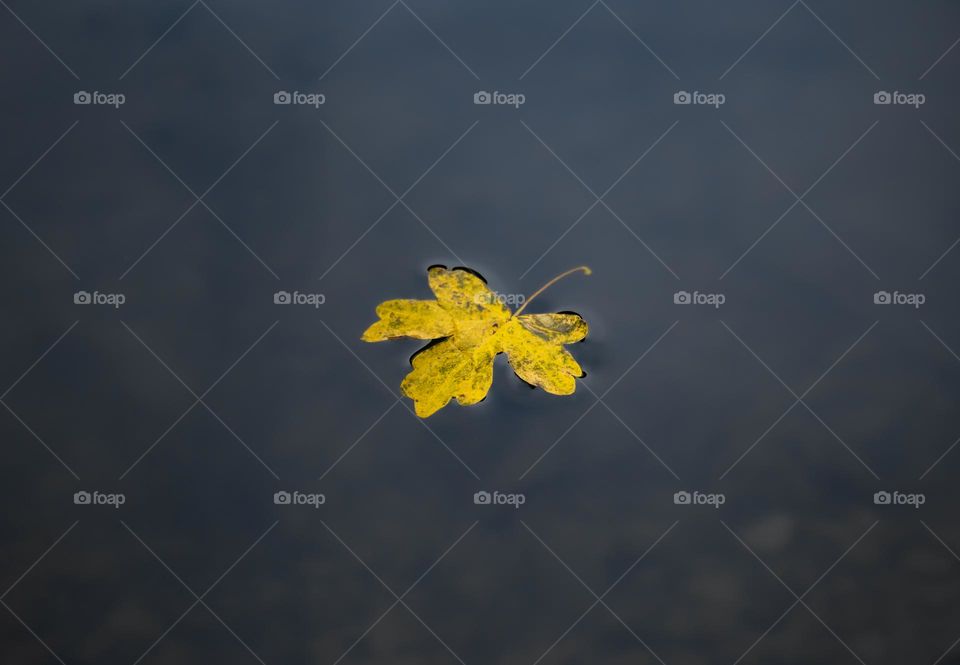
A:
[[513, 266, 591, 316]]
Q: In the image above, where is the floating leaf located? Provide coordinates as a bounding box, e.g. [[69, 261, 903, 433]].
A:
[[362, 265, 590, 417]]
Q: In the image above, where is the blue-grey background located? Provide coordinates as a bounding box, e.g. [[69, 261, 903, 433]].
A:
[[1, 1, 959, 663]]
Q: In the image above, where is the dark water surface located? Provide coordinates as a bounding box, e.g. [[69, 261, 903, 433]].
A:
[[1, 2, 960, 664]]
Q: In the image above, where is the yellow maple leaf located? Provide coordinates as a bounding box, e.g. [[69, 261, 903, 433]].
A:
[[362, 265, 591, 417]]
